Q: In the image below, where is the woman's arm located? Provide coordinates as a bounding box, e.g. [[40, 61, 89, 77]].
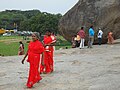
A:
[[41, 52, 44, 65], [21, 46, 24, 52], [45, 42, 56, 47], [21, 50, 28, 64], [50, 42, 56, 46]]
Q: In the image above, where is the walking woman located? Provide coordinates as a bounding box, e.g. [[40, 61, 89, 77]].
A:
[[40, 30, 53, 74], [18, 41, 24, 55], [21, 32, 44, 88]]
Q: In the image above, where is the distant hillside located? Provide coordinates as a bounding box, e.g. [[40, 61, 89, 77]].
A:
[[0, 10, 62, 34]]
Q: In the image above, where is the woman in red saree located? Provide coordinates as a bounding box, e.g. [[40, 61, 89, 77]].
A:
[[40, 30, 54, 74], [22, 32, 44, 88], [108, 31, 114, 44], [50, 32, 56, 72]]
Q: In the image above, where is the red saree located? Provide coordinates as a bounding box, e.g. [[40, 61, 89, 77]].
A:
[[27, 40, 44, 88], [40, 35, 53, 74], [50, 35, 56, 71]]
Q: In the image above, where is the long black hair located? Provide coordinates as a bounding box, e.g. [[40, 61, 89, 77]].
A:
[[19, 41, 24, 49]]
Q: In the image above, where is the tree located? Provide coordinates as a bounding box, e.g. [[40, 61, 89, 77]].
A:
[[0, 10, 62, 34]]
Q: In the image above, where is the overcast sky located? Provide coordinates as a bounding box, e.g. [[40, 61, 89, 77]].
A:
[[0, 0, 78, 14]]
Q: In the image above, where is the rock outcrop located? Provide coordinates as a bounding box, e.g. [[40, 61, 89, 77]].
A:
[[59, 0, 120, 44]]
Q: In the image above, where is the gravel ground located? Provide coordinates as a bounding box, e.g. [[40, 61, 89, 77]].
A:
[[0, 40, 120, 90]]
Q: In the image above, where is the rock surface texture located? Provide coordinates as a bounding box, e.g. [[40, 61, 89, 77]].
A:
[[0, 39, 120, 90], [59, 0, 120, 44]]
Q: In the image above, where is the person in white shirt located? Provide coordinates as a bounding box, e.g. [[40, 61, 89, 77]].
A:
[[98, 28, 103, 45]]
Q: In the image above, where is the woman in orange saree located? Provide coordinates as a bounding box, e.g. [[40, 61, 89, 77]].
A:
[[108, 32, 114, 44], [22, 32, 44, 88]]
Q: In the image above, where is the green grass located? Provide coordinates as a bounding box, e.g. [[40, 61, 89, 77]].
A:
[[56, 35, 71, 46], [55, 35, 71, 50], [0, 36, 23, 40], [0, 42, 28, 56], [0, 35, 71, 56]]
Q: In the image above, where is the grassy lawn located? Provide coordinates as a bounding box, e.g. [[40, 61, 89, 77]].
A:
[[55, 35, 71, 49], [0, 36, 28, 56], [0, 35, 71, 56], [0, 42, 28, 56], [0, 35, 22, 40]]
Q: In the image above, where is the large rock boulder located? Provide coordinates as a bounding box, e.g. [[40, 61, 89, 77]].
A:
[[59, 0, 120, 44]]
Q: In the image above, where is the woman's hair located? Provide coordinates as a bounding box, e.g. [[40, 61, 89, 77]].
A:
[[81, 27, 84, 30], [74, 35, 76, 37], [46, 30, 51, 33], [45, 30, 51, 36], [32, 32, 40, 40], [90, 26, 93, 28], [19, 41, 24, 49], [19, 41, 23, 44]]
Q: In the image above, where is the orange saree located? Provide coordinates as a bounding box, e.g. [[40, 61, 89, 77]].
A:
[[108, 32, 114, 44]]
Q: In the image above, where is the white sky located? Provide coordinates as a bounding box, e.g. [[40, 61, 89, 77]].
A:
[[0, 0, 79, 14]]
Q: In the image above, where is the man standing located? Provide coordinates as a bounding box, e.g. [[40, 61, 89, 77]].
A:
[[88, 26, 95, 48], [98, 28, 103, 45], [78, 27, 86, 49]]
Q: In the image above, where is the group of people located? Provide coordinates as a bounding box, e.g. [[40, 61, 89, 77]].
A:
[[72, 26, 95, 49], [21, 30, 56, 88], [72, 26, 114, 48], [18, 26, 114, 88]]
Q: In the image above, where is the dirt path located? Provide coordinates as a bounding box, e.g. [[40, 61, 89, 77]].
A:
[[0, 41, 120, 90]]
